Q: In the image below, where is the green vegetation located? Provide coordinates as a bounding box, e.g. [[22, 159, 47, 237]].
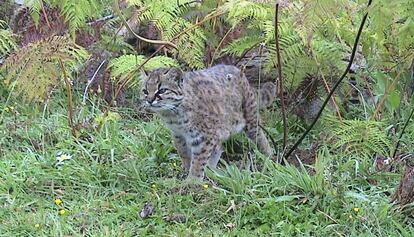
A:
[[1, 98, 412, 236], [1, 0, 413, 236]]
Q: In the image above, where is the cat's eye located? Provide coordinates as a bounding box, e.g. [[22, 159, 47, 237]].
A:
[[158, 88, 167, 94], [142, 89, 149, 95]]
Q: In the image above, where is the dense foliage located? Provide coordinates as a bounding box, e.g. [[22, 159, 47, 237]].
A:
[[0, 0, 413, 235]]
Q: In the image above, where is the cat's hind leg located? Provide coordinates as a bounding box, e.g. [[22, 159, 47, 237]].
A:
[[208, 144, 223, 169], [243, 87, 273, 156]]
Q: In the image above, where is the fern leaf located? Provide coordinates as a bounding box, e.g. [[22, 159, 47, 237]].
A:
[[55, 0, 100, 38], [24, 0, 42, 26], [220, 34, 263, 57], [131, 0, 207, 69], [1, 35, 88, 101], [0, 21, 16, 56], [326, 117, 392, 159], [23, 0, 103, 38], [108, 54, 179, 80], [220, 0, 272, 27]]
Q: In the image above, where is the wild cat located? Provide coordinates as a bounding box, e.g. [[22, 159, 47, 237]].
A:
[[141, 64, 276, 180]]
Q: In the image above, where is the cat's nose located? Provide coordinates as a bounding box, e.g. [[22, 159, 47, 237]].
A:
[[145, 97, 158, 105]]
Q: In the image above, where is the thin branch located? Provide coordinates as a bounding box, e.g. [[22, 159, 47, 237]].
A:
[[209, 27, 232, 67], [370, 71, 401, 120], [235, 42, 261, 65], [393, 107, 414, 158], [87, 15, 114, 25], [82, 60, 107, 104], [275, 3, 288, 151], [312, 55, 342, 120], [348, 82, 368, 120], [255, 44, 264, 147], [58, 58, 75, 136], [114, 0, 178, 49], [284, 0, 374, 159], [40, 0, 51, 28]]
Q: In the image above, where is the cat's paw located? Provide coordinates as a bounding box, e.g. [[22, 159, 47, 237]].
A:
[[175, 177, 203, 194]]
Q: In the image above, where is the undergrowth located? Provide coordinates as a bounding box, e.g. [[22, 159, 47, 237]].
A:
[[0, 94, 412, 236], [1, 0, 413, 235]]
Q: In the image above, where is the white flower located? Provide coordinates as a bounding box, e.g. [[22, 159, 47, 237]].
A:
[[56, 153, 72, 163]]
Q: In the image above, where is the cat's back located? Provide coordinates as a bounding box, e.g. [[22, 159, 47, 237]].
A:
[[198, 64, 241, 79], [181, 65, 248, 135], [182, 64, 248, 97]]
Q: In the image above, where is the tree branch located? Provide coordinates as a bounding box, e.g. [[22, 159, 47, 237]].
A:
[[58, 58, 75, 136], [392, 106, 414, 158], [114, 0, 178, 50], [275, 3, 288, 151], [284, 0, 374, 159]]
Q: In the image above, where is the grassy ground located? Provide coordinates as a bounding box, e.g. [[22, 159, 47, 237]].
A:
[[1, 97, 413, 236]]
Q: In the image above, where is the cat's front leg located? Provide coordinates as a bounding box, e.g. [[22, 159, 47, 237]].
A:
[[172, 135, 191, 173], [188, 135, 217, 180]]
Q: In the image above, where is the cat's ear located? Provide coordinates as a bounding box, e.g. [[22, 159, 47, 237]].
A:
[[141, 69, 149, 79], [166, 68, 183, 87]]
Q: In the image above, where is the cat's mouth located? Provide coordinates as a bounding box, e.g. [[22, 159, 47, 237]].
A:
[[143, 101, 163, 112], [143, 100, 179, 113], [144, 100, 160, 106]]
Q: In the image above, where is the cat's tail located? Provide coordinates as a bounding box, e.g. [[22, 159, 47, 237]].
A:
[[255, 82, 277, 109]]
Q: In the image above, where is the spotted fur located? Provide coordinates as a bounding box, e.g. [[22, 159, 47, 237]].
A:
[[141, 64, 275, 180]]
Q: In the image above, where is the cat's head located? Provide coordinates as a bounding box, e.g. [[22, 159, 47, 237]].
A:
[[141, 67, 184, 112]]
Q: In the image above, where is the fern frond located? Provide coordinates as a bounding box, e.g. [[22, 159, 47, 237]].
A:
[[24, 0, 42, 25], [265, 33, 311, 81], [220, 34, 262, 57], [53, 0, 100, 37], [220, 0, 272, 27], [167, 18, 206, 69], [100, 35, 136, 54], [108, 54, 179, 80], [1, 35, 88, 101], [23, 0, 104, 38], [0, 21, 16, 56], [131, 0, 207, 69], [311, 38, 347, 72], [291, 0, 350, 45], [326, 117, 392, 159]]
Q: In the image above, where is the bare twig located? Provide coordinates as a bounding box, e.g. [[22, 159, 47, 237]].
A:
[[82, 60, 107, 104], [58, 58, 75, 136], [42, 2, 73, 135], [312, 56, 342, 120], [348, 82, 368, 120], [275, 3, 288, 150], [87, 15, 114, 25], [392, 106, 414, 159], [284, 0, 374, 159], [114, 0, 178, 49], [370, 71, 401, 120], [209, 27, 232, 67], [40, 0, 51, 28]]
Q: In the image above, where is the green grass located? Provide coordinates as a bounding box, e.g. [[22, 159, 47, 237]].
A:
[[0, 98, 413, 236]]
